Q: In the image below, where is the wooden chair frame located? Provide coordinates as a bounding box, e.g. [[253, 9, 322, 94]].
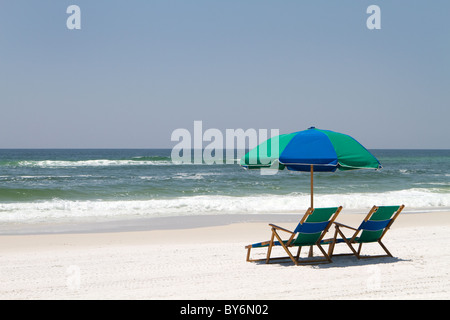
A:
[[246, 207, 342, 266], [327, 205, 405, 259]]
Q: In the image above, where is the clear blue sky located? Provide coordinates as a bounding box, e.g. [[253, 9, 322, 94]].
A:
[[1, 1, 449, 148]]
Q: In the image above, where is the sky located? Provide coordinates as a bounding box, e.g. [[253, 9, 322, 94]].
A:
[[0, 0, 449, 149]]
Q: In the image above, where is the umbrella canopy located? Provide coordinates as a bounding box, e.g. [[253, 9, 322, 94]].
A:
[[240, 127, 381, 208]]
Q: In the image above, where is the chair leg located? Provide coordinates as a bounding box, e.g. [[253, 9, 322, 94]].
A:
[[296, 246, 302, 259], [265, 230, 275, 264], [293, 244, 332, 264], [378, 240, 393, 257], [328, 227, 396, 260], [356, 243, 362, 259], [336, 227, 360, 258], [273, 230, 298, 265], [317, 244, 332, 263], [357, 241, 393, 259], [328, 228, 338, 257]]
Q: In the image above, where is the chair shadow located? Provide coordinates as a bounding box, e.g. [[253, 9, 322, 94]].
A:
[[314, 255, 410, 269], [253, 255, 410, 268]]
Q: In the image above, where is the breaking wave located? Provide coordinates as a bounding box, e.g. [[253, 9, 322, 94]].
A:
[[0, 189, 448, 223]]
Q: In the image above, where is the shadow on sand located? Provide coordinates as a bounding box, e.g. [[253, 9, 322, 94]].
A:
[[252, 255, 410, 268]]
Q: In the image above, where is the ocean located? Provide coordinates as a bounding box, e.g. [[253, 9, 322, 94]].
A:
[[0, 149, 449, 228]]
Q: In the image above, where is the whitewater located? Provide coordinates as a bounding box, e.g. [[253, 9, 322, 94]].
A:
[[0, 149, 449, 225]]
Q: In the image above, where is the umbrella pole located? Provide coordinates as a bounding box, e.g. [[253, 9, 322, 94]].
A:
[[308, 165, 314, 257], [310, 165, 314, 209]]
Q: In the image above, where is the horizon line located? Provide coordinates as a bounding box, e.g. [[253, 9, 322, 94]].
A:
[[1, 147, 449, 151]]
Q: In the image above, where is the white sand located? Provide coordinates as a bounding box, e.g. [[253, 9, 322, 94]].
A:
[[0, 211, 449, 300]]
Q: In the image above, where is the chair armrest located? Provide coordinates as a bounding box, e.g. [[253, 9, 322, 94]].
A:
[[320, 237, 335, 244], [269, 224, 294, 234], [333, 222, 358, 231]]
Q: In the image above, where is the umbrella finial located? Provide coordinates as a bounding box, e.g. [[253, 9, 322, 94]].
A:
[[308, 126, 316, 130]]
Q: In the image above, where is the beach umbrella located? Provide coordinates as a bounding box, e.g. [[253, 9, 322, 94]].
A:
[[240, 127, 382, 208]]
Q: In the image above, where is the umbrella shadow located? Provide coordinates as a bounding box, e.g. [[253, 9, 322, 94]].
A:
[[313, 255, 410, 269], [253, 255, 410, 268]]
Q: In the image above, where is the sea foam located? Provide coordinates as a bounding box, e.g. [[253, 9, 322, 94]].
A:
[[0, 189, 448, 223]]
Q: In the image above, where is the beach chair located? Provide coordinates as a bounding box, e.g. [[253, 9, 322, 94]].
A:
[[327, 205, 405, 259], [245, 206, 342, 265]]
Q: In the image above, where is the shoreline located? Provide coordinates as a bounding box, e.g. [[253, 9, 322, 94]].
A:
[[2, 210, 449, 245], [0, 206, 448, 235]]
